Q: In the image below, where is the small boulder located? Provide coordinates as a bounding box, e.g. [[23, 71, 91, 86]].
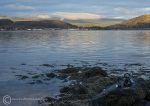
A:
[[46, 73, 56, 78], [60, 67, 79, 74], [60, 84, 88, 95], [83, 67, 107, 78], [41, 64, 54, 67]]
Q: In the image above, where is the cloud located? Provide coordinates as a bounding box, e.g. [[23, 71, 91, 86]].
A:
[[113, 16, 126, 19], [52, 12, 101, 20], [113, 7, 150, 19], [0, 0, 149, 19], [4, 4, 34, 10], [36, 15, 50, 19], [141, 7, 150, 12], [114, 7, 131, 15]]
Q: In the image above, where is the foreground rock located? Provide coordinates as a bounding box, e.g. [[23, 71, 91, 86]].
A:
[[91, 78, 150, 106], [58, 67, 108, 80], [38, 67, 150, 106], [92, 89, 144, 106], [39, 67, 117, 106], [40, 79, 150, 106], [15, 66, 150, 106]]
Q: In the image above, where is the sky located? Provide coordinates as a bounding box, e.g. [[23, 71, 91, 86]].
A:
[[0, 0, 150, 19]]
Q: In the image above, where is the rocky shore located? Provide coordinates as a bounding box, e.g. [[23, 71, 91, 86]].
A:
[[14, 65, 150, 106], [27, 66, 149, 106]]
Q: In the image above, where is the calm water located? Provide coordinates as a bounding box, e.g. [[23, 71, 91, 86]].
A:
[[0, 30, 150, 106]]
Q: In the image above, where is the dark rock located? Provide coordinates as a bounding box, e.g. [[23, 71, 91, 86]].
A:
[[46, 73, 56, 78], [55, 101, 71, 106], [60, 86, 71, 93], [145, 92, 150, 101], [86, 77, 116, 96], [83, 67, 107, 78], [60, 67, 79, 74], [41, 64, 55, 67], [38, 97, 80, 106], [32, 74, 44, 79], [16, 75, 29, 80], [35, 80, 43, 84], [91, 78, 150, 106], [138, 79, 150, 101], [20, 63, 26, 65], [28, 82, 35, 84], [125, 63, 142, 66], [58, 67, 80, 80], [38, 97, 57, 105], [29, 80, 43, 84], [111, 69, 126, 72], [58, 67, 107, 81], [91, 89, 145, 106], [44, 97, 57, 103], [60, 84, 88, 95], [123, 78, 133, 87], [66, 64, 74, 68]]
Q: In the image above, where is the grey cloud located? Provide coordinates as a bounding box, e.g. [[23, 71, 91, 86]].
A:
[[3, 4, 34, 10]]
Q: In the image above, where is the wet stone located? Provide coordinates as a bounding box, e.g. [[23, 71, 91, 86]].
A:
[[13, 66, 150, 106], [16, 75, 29, 80], [92, 89, 141, 106], [40, 64, 55, 67], [46, 73, 56, 78], [20, 63, 26, 65], [82, 67, 107, 78], [60, 67, 80, 74], [60, 84, 88, 95], [58, 67, 107, 81], [32, 75, 42, 79]]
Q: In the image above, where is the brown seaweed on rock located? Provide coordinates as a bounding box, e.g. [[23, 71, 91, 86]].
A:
[[40, 69, 150, 106], [57, 67, 108, 81], [39, 67, 116, 106]]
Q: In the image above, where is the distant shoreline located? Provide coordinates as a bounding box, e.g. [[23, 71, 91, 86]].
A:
[[0, 28, 150, 31], [0, 14, 150, 31]]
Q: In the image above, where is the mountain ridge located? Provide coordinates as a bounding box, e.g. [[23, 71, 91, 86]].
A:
[[0, 14, 149, 30], [123, 14, 150, 26], [64, 18, 125, 27], [0, 19, 77, 30], [106, 14, 150, 29]]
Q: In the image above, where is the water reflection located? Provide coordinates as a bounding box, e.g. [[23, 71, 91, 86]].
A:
[[0, 30, 150, 67], [0, 30, 150, 106]]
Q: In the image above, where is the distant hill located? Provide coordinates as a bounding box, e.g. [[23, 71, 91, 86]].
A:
[[0, 15, 149, 30], [107, 14, 150, 29], [14, 20, 76, 29], [123, 14, 150, 26], [0, 19, 77, 30], [64, 18, 125, 27], [0, 19, 13, 26]]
